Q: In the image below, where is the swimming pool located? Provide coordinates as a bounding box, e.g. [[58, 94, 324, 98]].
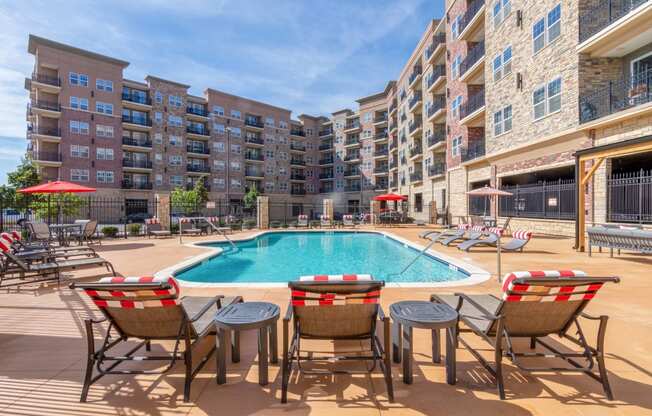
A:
[[173, 231, 487, 286]]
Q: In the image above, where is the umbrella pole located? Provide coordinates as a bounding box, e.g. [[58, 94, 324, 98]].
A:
[[497, 235, 502, 283], [47, 194, 51, 225]]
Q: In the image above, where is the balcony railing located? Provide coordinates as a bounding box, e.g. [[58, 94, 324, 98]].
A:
[[428, 162, 446, 176], [579, 68, 652, 123], [245, 118, 264, 128], [319, 172, 334, 179], [409, 145, 422, 158], [459, 0, 485, 35], [461, 139, 486, 162], [122, 115, 152, 126], [425, 33, 446, 60], [187, 106, 208, 117], [319, 143, 333, 151], [390, 140, 397, 151], [32, 100, 60, 112], [123, 159, 152, 169], [460, 89, 486, 119], [460, 41, 485, 77], [409, 119, 422, 134], [344, 185, 361, 192], [290, 158, 306, 166], [344, 168, 361, 177], [122, 93, 151, 105], [344, 153, 360, 161], [374, 182, 389, 190], [121, 180, 153, 190], [122, 137, 152, 148], [319, 158, 334, 165], [186, 125, 209, 136], [579, 0, 650, 43], [427, 128, 446, 147], [291, 173, 306, 180], [410, 172, 423, 182], [31, 151, 61, 162], [426, 65, 446, 89], [186, 164, 210, 173], [408, 66, 423, 85], [31, 126, 61, 137], [389, 101, 398, 114], [389, 179, 397, 188], [290, 128, 305, 137], [186, 144, 210, 154], [31, 73, 61, 87], [345, 137, 360, 146], [345, 121, 360, 130], [374, 113, 388, 123], [427, 95, 446, 118], [291, 188, 307, 195], [245, 136, 264, 145], [408, 91, 423, 110], [389, 157, 398, 169], [245, 153, 264, 161], [400, 91, 407, 101], [374, 165, 388, 173], [375, 147, 388, 156], [320, 187, 334, 193], [319, 128, 333, 136], [290, 143, 306, 151], [375, 132, 388, 141], [245, 169, 263, 177]]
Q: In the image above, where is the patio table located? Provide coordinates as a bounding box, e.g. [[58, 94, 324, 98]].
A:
[[48, 223, 82, 246], [390, 300, 458, 385]]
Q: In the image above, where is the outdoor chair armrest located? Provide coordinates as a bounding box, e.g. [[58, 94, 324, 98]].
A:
[[284, 304, 294, 322], [86, 316, 108, 325], [186, 295, 224, 323], [454, 293, 501, 321], [377, 305, 389, 322], [580, 312, 607, 321]]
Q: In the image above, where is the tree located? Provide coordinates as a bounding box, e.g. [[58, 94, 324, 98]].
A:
[[243, 186, 259, 210], [193, 181, 209, 204], [8, 157, 40, 190], [171, 186, 201, 215]]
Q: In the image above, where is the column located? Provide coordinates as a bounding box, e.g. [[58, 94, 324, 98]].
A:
[[156, 193, 171, 230], [257, 196, 269, 229]]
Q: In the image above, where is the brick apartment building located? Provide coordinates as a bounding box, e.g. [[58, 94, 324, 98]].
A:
[[25, 0, 652, 233]]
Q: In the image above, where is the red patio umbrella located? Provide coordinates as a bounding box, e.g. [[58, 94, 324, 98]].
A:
[[373, 193, 407, 201], [18, 181, 96, 224]]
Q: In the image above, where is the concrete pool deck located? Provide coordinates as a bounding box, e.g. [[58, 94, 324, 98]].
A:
[[1, 225, 651, 415]]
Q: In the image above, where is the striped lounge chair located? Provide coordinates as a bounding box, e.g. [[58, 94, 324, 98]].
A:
[[424, 223, 470, 242], [440, 225, 485, 246], [297, 214, 309, 228], [502, 229, 533, 252], [281, 274, 393, 403], [432, 270, 619, 400], [320, 215, 332, 228], [457, 227, 504, 251], [70, 275, 243, 403], [146, 217, 172, 238], [179, 218, 201, 236], [342, 214, 356, 228]]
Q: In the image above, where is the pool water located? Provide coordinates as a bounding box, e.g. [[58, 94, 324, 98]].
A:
[[176, 231, 469, 284]]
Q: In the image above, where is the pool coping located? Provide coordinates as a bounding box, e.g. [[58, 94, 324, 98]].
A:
[[155, 229, 492, 288]]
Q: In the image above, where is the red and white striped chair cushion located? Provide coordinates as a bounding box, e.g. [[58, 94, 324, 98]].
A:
[[1, 233, 14, 244], [84, 276, 180, 309], [0, 240, 11, 253], [292, 274, 379, 306], [488, 227, 504, 236], [299, 274, 373, 282], [501, 270, 603, 302], [343, 215, 353, 220], [320, 215, 330, 221], [179, 218, 192, 223], [206, 216, 219, 223], [457, 223, 471, 230], [145, 218, 160, 225], [471, 225, 486, 232], [11, 231, 22, 241], [512, 230, 532, 240], [298, 214, 308, 220]]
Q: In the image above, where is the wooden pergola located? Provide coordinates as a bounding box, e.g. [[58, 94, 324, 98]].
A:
[[574, 134, 652, 251]]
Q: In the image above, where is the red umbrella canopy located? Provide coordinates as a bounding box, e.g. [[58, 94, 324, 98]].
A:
[[466, 185, 512, 197], [374, 193, 408, 201], [18, 181, 97, 194]]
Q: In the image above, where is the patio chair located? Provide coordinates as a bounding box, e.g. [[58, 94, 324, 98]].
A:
[[281, 274, 393, 403], [70, 276, 244, 402], [431, 270, 620, 400], [69, 220, 101, 245], [499, 217, 512, 235], [25, 221, 54, 245], [457, 227, 503, 251], [426, 223, 470, 243], [440, 225, 485, 246], [146, 218, 172, 238], [0, 232, 96, 261], [501, 230, 533, 252], [297, 214, 309, 228], [342, 214, 356, 228], [320, 215, 332, 228], [179, 219, 201, 236]]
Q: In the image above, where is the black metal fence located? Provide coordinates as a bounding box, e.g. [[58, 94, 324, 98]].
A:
[[608, 169, 652, 224], [469, 196, 491, 216], [579, 0, 650, 43], [499, 179, 576, 220]]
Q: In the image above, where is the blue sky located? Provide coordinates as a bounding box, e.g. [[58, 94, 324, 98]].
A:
[[0, 0, 445, 184]]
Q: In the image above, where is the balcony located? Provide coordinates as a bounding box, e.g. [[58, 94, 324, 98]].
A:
[[122, 114, 152, 127], [344, 185, 361, 192], [408, 66, 423, 88], [389, 140, 398, 151], [31, 100, 61, 113], [123, 159, 152, 169], [319, 157, 334, 165], [121, 180, 153, 190], [459, 0, 485, 40], [374, 132, 389, 142], [427, 95, 446, 121], [389, 157, 398, 169], [459, 41, 485, 82], [244, 117, 264, 129], [460, 89, 486, 124], [461, 139, 486, 162], [408, 91, 423, 112], [374, 113, 388, 124], [428, 162, 446, 177], [290, 173, 306, 181], [344, 136, 360, 147], [31, 151, 62, 163], [409, 119, 423, 136], [426, 65, 446, 92], [319, 142, 333, 151], [344, 153, 360, 162], [427, 128, 446, 149], [290, 158, 306, 166], [410, 171, 423, 183], [30, 73, 61, 93], [122, 92, 151, 106], [400, 113, 407, 123], [374, 165, 388, 174], [343, 168, 361, 177], [319, 186, 334, 193], [425, 33, 446, 63], [291, 188, 306, 195], [245, 153, 264, 162], [244, 136, 265, 146], [344, 122, 360, 132], [579, 0, 652, 56], [186, 144, 210, 155], [30, 126, 61, 139], [186, 125, 210, 137], [122, 137, 152, 148], [290, 128, 306, 137], [579, 68, 652, 123], [389, 101, 398, 115], [389, 179, 398, 188], [374, 147, 389, 157], [186, 106, 209, 118], [319, 128, 333, 136], [319, 172, 334, 180], [186, 164, 210, 173], [245, 169, 264, 178], [290, 143, 306, 152], [409, 144, 423, 158]]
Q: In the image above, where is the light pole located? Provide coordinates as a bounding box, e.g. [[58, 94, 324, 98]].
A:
[[225, 126, 232, 214]]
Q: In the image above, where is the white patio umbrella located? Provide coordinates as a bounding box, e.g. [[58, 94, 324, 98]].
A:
[[466, 185, 513, 281]]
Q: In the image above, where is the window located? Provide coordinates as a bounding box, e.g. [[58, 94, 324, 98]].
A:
[[230, 144, 241, 154], [170, 175, 183, 187], [155, 91, 163, 104], [169, 155, 182, 166], [213, 105, 224, 116], [451, 136, 462, 157], [96, 125, 114, 138], [279, 167, 287, 176], [71, 169, 89, 182], [451, 55, 462, 79], [155, 153, 162, 163], [230, 109, 241, 119], [213, 160, 225, 170], [451, 15, 461, 38], [155, 112, 163, 124], [213, 141, 225, 152], [95, 102, 113, 115], [279, 120, 288, 129], [230, 179, 242, 189], [168, 115, 183, 127], [69, 72, 88, 86], [451, 95, 462, 119], [70, 120, 89, 135], [70, 96, 88, 110], [230, 127, 241, 138], [265, 116, 275, 127], [96, 79, 113, 91], [70, 145, 89, 158], [155, 174, 163, 186], [493, 105, 512, 136], [363, 112, 372, 122], [154, 133, 163, 144], [213, 123, 225, 135], [265, 134, 275, 144], [533, 77, 562, 120], [265, 182, 274, 191], [96, 170, 114, 183], [279, 182, 288, 192], [493, 0, 511, 28], [493, 46, 512, 81], [266, 165, 274, 175], [96, 148, 114, 160], [214, 178, 225, 188], [169, 135, 183, 147], [279, 151, 288, 161], [533, 4, 561, 54], [230, 161, 241, 171], [265, 150, 274, 159], [168, 95, 183, 108]]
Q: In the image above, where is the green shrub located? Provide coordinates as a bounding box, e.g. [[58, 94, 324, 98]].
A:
[[230, 222, 242, 231], [101, 226, 119, 238], [244, 219, 256, 230], [270, 221, 281, 229], [281, 222, 289, 229], [170, 224, 179, 234], [127, 223, 142, 236]]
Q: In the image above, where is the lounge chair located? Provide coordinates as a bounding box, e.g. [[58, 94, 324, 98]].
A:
[[69, 220, 101, 245], [0, 232, 96, 261], [457, 227, 503, 251], [179, 219, 201, 236], [501, 229, 533, 252], [206, 216, 232, 235], [146, 218, 172, 238], [415, 219, 426, 226], [281, 274, 393, 403], [320, 215, 332, 228], [342, 214, 356, 228], [297, 214, 308, 228], [25, 221, 55, 245], [70, 276, 243, 402], [423, 223, 470, 242], [440, 225, 485, 246], [431, 270, 620, 400]]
